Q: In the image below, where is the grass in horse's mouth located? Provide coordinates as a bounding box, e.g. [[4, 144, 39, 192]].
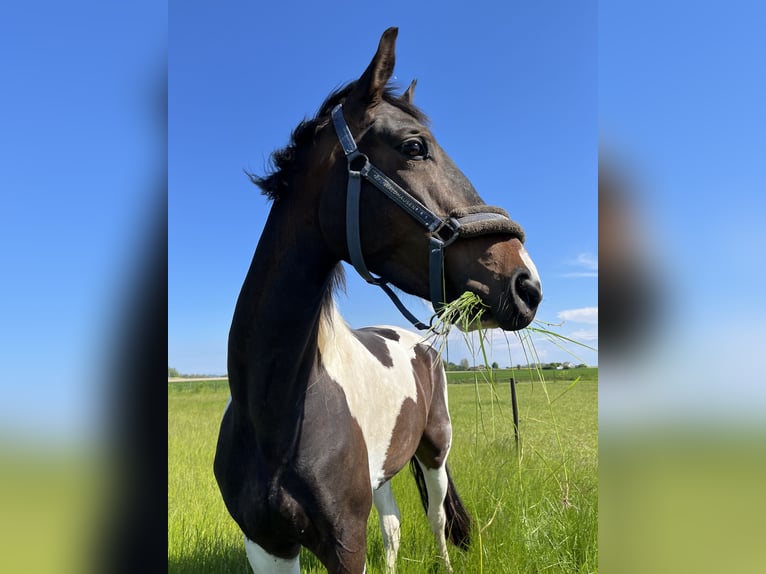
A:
[[434, 291, 489, 332], [428, 291, 513, 376]]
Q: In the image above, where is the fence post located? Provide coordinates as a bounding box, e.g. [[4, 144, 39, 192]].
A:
[[510, 377, 520, 448]]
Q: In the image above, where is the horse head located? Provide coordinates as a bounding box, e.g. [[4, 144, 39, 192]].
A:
[[310, 28, 542, 331]]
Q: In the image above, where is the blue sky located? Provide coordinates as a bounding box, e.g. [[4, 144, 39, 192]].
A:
[[169, 1, 598, 374]]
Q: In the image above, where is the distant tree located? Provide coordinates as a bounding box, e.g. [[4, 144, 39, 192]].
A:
[[491, 361, 499, 370], [576, 363, 588, 368], [459, 358, 470, 370], [168, 367, 180, 377]]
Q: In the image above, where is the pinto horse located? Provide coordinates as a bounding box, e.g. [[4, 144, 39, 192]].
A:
[[214, 28, 542, 574]]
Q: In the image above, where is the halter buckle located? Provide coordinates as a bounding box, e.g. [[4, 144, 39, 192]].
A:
[[432, 217, 461, 248]]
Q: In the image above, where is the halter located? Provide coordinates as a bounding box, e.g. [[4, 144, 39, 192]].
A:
[[331, 103, 525, 330]]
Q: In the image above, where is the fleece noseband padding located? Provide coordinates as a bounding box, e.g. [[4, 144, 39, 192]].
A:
[[450, 205, 526, 243]]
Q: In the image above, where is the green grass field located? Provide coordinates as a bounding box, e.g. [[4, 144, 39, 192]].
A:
[[169, 374, 597, 573]]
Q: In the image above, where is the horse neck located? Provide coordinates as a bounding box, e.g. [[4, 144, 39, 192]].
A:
[[227, 193, 337, 449]]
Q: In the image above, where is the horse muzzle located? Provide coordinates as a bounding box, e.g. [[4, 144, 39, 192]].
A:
[[499, 266, 542, 330], [459, 247, 543, 332]]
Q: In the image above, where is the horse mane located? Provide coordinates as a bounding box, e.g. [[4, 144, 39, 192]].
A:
[[249, 82, 428, 201], [320, 263, 346, 326]]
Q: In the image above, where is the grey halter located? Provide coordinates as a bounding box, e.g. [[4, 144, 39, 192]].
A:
[[331, 103, 525, 330]]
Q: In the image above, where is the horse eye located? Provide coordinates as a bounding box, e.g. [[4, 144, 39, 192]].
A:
[[401, 139, 427, 159]]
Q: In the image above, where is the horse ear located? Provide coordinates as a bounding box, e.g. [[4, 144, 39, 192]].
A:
[[347, 27, 398, 115], [401, 79, 417, 104]]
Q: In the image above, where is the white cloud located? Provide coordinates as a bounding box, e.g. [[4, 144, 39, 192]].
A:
[[557, 306, 598, 325], [562, 252, 598, 278], [575, 252, 598, 270]]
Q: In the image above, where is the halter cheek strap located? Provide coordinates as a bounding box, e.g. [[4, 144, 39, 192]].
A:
[[331, 103, 524, 330]]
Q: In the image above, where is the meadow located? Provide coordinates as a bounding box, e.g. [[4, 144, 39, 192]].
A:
[[168, 372, 597, 573]]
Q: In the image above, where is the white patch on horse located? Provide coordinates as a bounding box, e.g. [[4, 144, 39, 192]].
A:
[[318, 302, 420, 490], [244, 537, 300, 573], [373, 481, 401, 573], [412, 459, 453, 572], [519, 246, 542, 291]]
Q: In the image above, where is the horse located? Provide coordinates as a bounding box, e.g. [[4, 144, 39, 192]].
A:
[[214, 27, 542, 574]]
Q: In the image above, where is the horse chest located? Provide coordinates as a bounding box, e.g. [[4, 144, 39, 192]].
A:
[[318, 322, 423, 490]]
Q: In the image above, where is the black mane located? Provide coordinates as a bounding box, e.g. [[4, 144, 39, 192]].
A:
[[249, 82, 428, 201]]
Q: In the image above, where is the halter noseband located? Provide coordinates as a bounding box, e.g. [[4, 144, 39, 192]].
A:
[[331, 103, 525, 330]]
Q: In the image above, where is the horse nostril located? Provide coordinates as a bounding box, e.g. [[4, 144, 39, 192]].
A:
[[514, 272, 542, 311]]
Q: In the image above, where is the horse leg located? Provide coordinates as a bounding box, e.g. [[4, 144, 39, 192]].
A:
[[373, 481, 401, 573], [412, 458, 453, 573], [244, 537, 300, 574]]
